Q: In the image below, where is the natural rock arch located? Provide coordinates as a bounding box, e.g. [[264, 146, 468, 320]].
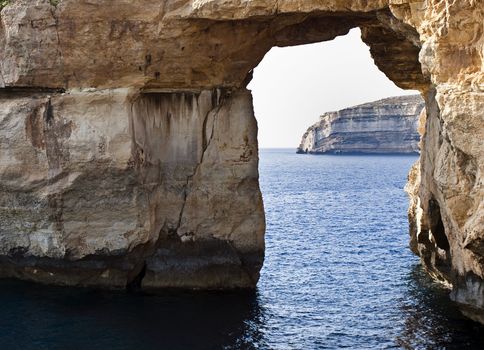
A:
[[0, 0, 482, 322]]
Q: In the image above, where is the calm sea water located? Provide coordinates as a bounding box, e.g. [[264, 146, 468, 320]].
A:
[[1, 149, 483, 349]]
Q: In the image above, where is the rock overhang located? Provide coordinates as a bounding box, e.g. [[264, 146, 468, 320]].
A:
[[1, 0, 428, 92]]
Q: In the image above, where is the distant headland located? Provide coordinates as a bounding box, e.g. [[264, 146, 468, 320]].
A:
[[297, 95, 425, 154]]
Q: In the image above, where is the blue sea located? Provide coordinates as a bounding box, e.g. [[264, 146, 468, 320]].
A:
[[1, 149, 483, 349]]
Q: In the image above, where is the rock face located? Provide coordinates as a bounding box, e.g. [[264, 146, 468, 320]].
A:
[[297, 95, 425, 154], [0, 0, 483, 323], [0, 87, 264, 289]]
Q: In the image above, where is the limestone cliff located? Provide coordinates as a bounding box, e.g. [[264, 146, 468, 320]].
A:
[[297, 95, 425, 154], [0, 0, 483, 324]]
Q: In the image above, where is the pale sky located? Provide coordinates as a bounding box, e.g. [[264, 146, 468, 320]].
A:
[[247, 28, 419, 148]]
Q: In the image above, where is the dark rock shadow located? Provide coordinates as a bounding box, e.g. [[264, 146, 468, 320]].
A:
[[0, 279, 266, 350], [396, 264, 484, 349]]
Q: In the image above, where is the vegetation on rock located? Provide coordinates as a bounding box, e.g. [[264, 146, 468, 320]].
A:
[[0, 0, 10, 11]]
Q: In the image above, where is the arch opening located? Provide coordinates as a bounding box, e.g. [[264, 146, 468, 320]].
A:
[[245, 24, 427, 319], [234, 23, 471, 340]]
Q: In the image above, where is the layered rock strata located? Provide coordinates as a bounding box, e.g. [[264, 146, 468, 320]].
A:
[[0, 0, 483, 324], [297, 95, 425, 154]]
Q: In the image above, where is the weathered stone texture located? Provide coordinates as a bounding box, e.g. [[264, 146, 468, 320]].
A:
[[0, 87, 263, 288], [0, 0, 483, 323]]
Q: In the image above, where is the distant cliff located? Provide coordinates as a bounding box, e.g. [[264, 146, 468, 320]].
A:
[[297, 95, 425, 154]]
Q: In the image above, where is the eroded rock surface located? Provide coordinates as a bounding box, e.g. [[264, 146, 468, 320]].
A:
[[0, 87, 264, 288], [0, 0, 483, 323], [297, 95, 424, 154]]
